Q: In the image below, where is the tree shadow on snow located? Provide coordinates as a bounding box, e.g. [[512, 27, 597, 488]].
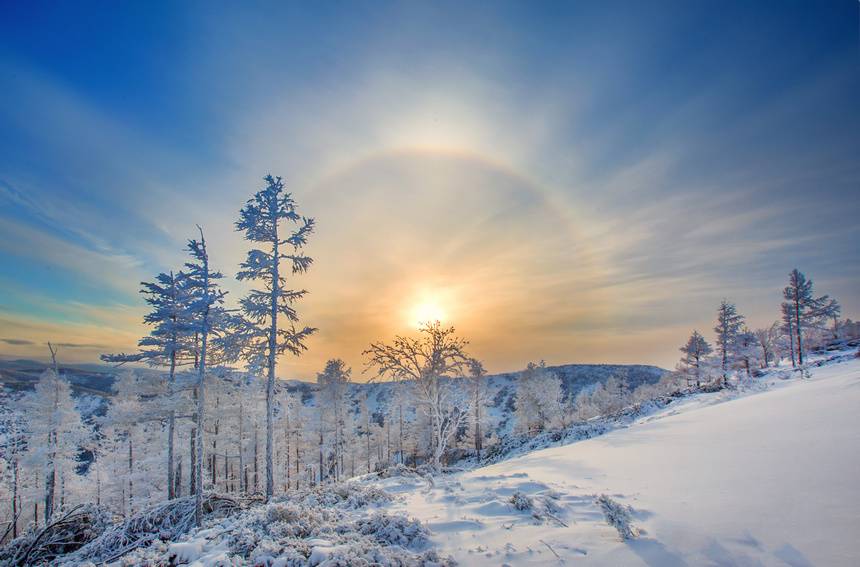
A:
[[774, 543, 814, 567], [627, 537, 688, 567]]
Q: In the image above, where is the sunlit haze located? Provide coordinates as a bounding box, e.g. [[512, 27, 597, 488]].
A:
[[0, 2, 858, 381]]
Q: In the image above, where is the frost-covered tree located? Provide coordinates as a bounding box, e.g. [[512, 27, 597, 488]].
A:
[[184, 227, 234, 525], [678, 330, 712, 387], [781, 269, 840, 366], [102, 270, 195, 500], [753, 322, 780, 368], [515, 361, 566, 434], [364, 321, 471, 469], [574, 375, 631, 420], [20, 364, 91, 523], [0, 388, 26, 539], [736, 327, 759, 376], [98, 370, 171, 515], [236, 174, 316, 499], [316, 359, 351, 481], [465, 358, 491, 457], [714, 300, 745, 385]]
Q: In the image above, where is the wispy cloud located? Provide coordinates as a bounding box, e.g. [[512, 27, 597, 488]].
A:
[[1, 338, 35, 346]]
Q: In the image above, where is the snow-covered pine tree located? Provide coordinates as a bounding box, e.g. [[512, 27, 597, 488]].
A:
[[316, 359, 351, 481], [236, 174, 316, 500], [678, 330, 712, 387], [465, 358, 491, 457], [513, 362, 544, 436], [0, 388, 26, 539], [183, 226, 233, 525], [781, 269, 840, 366], [102, 270, 195, 500], [20, 365, 91, 523], [514, 361, 565, 434], [98, 370, 170, 515], [714, 300, 745, 386]]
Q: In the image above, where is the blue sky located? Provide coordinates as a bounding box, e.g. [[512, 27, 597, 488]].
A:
[[1, 1, 858, 380]]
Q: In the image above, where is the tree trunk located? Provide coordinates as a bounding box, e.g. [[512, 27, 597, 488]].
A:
[[266, 226, 280, 500], [128, 437, 134, 514]]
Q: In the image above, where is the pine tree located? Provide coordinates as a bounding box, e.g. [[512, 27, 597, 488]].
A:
[[236, 174, 316, 499], [714, 300, 744, 385], [514, 361, 562, 434], [678, 330, 712, 387], [21, 363, 91, 523], [465, 358, 490, 457], [316, 359, 351, 481], [184, 226, 233, 525], [102, 270, 195, 501], [781, 269, 840, 366]]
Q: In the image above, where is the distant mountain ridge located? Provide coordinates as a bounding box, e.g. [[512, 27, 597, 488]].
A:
[[0, 358, 666, 437], [0, 359, 666, 394]]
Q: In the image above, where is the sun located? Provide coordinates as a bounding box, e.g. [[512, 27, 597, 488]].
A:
[[412, 301, 446, 326]]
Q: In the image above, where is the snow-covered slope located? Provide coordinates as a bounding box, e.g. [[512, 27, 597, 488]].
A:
[[377, 350, 860, 566], [13, 351, 855, 566]]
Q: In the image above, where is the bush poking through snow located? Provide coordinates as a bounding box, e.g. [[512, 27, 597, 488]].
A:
[[594, 494, 637, 540], [509, 491, 533, 511], [0, 505, 111, 566]]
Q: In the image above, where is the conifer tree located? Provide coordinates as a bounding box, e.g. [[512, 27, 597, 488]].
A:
[[102, 270, 194, 500], [714, 300, 744, 385], [679, 330, 712, 387], [21, 359, 90, 523], [465, 358, 489, 457], [317, 359, 351, 481], [781, 268, 840, 366], [184, 227, 231, 525], [236, 174, 316, 499]]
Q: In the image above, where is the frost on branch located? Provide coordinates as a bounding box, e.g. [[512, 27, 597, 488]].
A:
[[594, 494, 638, 540], [0, 505, 110, 567]]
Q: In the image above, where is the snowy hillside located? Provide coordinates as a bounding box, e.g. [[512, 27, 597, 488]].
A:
[[10, 346, 855, 566], [377, 347, 860, 566]]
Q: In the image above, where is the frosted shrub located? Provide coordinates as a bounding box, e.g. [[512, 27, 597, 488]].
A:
[[355, 510, 429, 548], [594, 494, 637, 540], [510, 490, 533, 511]]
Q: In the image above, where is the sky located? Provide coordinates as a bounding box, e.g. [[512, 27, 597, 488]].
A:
[[0, 1, 858, 381]]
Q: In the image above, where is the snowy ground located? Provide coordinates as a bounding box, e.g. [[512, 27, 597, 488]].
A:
[[375, 350, 860, 566], [34, 348, 858, 566]]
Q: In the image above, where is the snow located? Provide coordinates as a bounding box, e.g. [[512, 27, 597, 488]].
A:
[[31, 347, 859, 566], [374, 350, 860, 566]]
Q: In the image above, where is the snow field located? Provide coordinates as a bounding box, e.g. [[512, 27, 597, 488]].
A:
[[36, 348, 860, 566], [378, 350, 860, 566]]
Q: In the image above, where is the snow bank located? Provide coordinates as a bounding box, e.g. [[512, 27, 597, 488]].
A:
[[383, 348, 860, 565]]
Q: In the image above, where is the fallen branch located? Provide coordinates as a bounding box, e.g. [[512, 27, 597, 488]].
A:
[[540, 539, 560, 558]]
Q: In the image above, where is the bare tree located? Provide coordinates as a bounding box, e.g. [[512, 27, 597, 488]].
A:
[[364, 321, 471, 470], [754, 322, 780, 368]]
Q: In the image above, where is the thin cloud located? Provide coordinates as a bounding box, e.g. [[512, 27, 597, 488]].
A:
[[1, 338, 35, 346]]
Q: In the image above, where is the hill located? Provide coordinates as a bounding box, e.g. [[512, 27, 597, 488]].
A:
[[6, 347, 855, 565], [377, 346, 860, 565]]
